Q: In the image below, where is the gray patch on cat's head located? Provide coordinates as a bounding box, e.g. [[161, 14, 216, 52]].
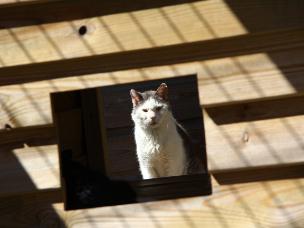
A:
[[130, 83, 171, 129], [130, 83, 169, 108], [131, 90, 167, 111]]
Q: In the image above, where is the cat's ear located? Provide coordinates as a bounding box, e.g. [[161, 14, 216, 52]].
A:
[[156, 83, 168, 101], [130, 89, 143, 107]]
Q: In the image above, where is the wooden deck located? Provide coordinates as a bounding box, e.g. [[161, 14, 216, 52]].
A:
[[0, 0, 304, 227], [1, 178, 304, 227]]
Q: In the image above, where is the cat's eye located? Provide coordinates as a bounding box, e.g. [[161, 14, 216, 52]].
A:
[[156, 106, 163, 111], [142, 109, 148, 112]]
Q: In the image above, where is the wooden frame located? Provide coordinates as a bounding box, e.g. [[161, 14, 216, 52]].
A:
[[51, 74, 211, 210]]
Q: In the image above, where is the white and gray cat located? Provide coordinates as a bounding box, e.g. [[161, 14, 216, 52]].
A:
[[130, 83, 188, 179]]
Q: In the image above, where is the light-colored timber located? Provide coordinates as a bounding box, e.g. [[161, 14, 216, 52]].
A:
[[0, 0, 304, 227], [1, 110, 304, 196], [1, 0, 304, 67], [0, 178, 304, 227]]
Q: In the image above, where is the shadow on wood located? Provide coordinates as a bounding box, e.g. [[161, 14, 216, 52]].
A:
[[0, 143, 65, 226], [205, 95, 304, 125], [0, 29, 303, 86], [0, 0, 202, 28], [212, 163, 304, 185]]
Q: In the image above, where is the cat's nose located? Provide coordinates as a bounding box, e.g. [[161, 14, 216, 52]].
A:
[[150, 116, 156, 125], [149, 111, 156, 119]]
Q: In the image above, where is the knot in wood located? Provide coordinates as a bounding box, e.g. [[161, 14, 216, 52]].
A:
[[242, 131, 249, 143], [78, 25, 87, 36]]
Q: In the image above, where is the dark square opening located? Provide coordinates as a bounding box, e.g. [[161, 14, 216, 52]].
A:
[[51, 74, 212, 210]]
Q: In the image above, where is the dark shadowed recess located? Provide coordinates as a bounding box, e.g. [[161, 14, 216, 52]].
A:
[[100, 75, 207, 178], [51, 75, 211, 210], [0, 0, 202, 28]]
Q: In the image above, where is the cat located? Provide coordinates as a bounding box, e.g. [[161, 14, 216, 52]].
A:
[[130, 83, 188, 179]]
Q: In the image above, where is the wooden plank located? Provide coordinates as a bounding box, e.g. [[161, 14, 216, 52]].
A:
[[212, 163, 304, 184], [0, 124, 55, 146], [1, 0, 303, 30], [205, 95, 304, 124], [1, 105, 304, 196], [0, 0, 243, 67], [0, 178, 304, 227], [0, 0, 201, 28], [0, 0, 39, 4], [205, 112, 304, 171], [1, 1, 304, 67], [0, 47, 304, 128], [1, 29, 304, 85]]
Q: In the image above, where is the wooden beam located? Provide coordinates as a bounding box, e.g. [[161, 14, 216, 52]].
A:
[[205, 95, 304, 125], [0, 0, 201, 28], [0, 124, 55, 146], [1, 1, 304, 68], [0, 0, 303, 32], [0, 178, 304, 227], [212, 163, 304, 184], [1, 99, 304, 196], [0, 0, 247, 67], [0, 29, 303, 86], [0, 45, 304, 128]]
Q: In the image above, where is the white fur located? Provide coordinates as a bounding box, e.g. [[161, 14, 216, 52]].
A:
[[132, 97, 187, 179]]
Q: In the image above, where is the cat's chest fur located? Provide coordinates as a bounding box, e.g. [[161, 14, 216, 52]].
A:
[[134, 117, 186, 178], [135, 128, 169, 161]]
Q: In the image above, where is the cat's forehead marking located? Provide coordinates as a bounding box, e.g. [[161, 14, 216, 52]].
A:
[[140, 90, 155, 100], [142, 97, 162, 109]]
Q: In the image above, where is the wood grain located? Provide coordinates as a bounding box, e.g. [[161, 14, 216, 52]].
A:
[[1, 46, 304, 128], [0, 0, 244, 67], [0, 0, 201, 28], [0, 144, 60, 196], [1, 0, 303, 67], [0, 178, 303, 227], [0, 124, 55, 146], [205, 111, 304, 170], [213, 163, 304, 184], [1, 107, 304, 196], [205, 95, 304, 124], [0, 47, 303, 197], [1, 29, 304, 85], [0, 0, 303, 226]]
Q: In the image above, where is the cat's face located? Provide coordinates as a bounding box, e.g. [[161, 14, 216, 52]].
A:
[[130, 83, 170, 129]]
